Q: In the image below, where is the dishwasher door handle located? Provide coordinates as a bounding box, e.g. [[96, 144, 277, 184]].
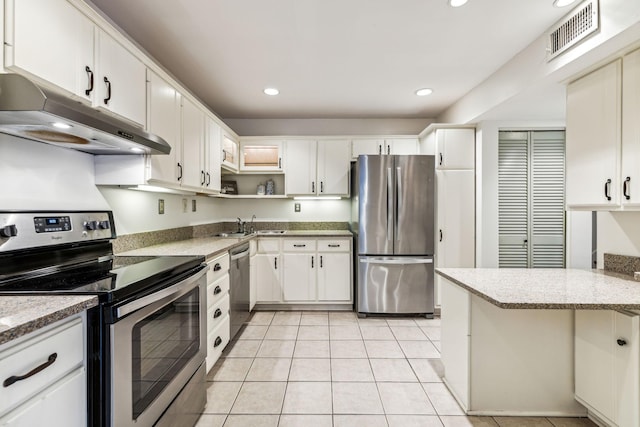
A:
[[230, 248, 250, 261]]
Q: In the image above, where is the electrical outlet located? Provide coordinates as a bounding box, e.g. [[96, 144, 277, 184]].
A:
[[192, 199, 197, 212], [294, 202, 301, 212], [182, 198, 187, 213], [158, 199, 165, 215]]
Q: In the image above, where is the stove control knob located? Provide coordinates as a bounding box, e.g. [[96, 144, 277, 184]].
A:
[[98, 220, 110, 230], [0, 224, 17, 238], [84, 221, 98, 231]]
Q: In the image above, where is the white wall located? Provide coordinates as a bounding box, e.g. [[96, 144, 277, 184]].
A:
[[0, 136, 110, 211], [225, 118, 433, 136], [596, 211, 640, 268]]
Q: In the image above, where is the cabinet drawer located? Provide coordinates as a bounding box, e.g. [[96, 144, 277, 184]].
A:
[[257, 239, 280, 253], [206, 315, 230, 372], [0, 317, 83, 416], [283, 239, 316, 252], [208, 294, 230, 333], [318, 239, 350, 252], [207, 274, 230, 308], [207, 253, 230, 285]]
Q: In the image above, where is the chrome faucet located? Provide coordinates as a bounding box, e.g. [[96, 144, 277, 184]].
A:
[[237, 217, 245, 234], [249, 214, 256, 233]]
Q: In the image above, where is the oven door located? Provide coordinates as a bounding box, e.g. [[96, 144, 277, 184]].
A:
[[109, 267, 207, 427]]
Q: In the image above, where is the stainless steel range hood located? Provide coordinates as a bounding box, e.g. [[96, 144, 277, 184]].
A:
[[0, 74, 171, 155]]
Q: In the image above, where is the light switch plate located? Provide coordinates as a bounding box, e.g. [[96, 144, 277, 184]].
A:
[[294, 203, 301, 212], [192, 199, 197, 212], [182, 198, 187, 213], [158, 199, 165, 215]]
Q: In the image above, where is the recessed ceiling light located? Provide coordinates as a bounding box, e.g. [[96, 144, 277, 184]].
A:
[[415, 88, 434, 96], [52, 122, 72, 129], [448, 0, 468, 7], [264, 88, 279, 96], [553, 0, 577, 6]]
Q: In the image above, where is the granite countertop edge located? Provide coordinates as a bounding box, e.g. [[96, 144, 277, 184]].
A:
[[118, 230, 353, 259], [436, 268, 640, 311], [0, 296, 98, 346]]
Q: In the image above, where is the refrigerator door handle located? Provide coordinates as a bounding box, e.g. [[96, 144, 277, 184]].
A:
[[387, 167, 393, 237], [396, 166, 402, 240], [359, 257, 433, 265]]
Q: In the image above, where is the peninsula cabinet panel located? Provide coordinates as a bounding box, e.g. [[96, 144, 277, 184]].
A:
[[565, 60, 621, 209], [575, 310, 640, 427]]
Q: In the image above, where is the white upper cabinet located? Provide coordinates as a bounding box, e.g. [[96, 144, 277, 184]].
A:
[[205, 117, 222, 193], [285, 140, 317, 195], [386, 138, 418, 155], [566, 60, 621, 209], [95, 29, 146, 126], [239, 140, 284, 172], [221, 133, 240, 173], [285, 140, 350, 197], [435, 129, 475, 170], [5, 0, 146, 127], [147, 70, 181, 185], [317, 140, 351, 196], [351, 138, 418, 159], [621, 48, 640, 207], [181, 96, 206, 189], [5, 0, 94, 103]]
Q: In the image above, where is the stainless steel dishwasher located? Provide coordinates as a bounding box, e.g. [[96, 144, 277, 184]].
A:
[[229, 243, 251, 339]]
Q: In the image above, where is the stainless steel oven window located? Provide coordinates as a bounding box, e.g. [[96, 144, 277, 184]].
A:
[[110, 268, 207, 427], [131, 287, 200, 418]]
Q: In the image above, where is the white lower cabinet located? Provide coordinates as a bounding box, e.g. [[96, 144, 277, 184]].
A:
[[575, 310, 640, 427], [255, 237, 352, 305], [205, 253, 230, 372], [0, 315, 86, 427]]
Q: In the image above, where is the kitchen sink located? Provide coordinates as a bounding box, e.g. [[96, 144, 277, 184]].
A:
[[257, 230, 286, 235], [214, 232, 251, 238]]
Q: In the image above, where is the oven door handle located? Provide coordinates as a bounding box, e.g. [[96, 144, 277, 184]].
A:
[[115, 267, 207, 319]]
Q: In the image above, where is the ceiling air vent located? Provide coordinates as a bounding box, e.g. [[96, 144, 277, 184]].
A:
[[547, 0, 599, 61]]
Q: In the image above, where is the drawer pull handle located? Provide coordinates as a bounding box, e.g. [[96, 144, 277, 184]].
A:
[[103, 76, 112, 105], [85, 66, 94, 96], [617, 338, 627, 346], [213, 286, 222, 295], [213, 263, 222, 272], [214, 336, 222, 347], [320, 255, 323, 268], [214, 308, 223, 319], [3, 353, 58, 387], [294, 244, 306, 248], [604, 178, 612, 201], [328, 244, 341, 248], [624, 176, 631, 200]]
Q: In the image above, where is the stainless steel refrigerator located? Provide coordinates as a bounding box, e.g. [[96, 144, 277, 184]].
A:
[[351, 155, 435, 317]]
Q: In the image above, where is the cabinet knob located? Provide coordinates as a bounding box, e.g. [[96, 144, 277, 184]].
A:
[[213, 308, 222, 319], [214, 336, 222, 347], [617, 338, 627, 346], [213, 286, 222, 295], [213, 263, 222, 272]]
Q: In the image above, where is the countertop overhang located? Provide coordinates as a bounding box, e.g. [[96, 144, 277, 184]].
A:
[[436, 268, 640, 310]]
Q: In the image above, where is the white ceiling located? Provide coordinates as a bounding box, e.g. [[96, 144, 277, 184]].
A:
[[88, 0, 572, 120]]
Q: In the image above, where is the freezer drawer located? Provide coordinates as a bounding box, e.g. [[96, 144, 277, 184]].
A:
[[357, 256, 434, 315]]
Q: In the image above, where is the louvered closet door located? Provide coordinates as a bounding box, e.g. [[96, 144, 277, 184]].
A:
[[499, 132, 530, 267], [498, 131, 565, 268], [531, 131, 565, 267]]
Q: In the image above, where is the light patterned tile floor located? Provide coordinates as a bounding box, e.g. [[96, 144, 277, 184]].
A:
[[197, 311, 597, 427]]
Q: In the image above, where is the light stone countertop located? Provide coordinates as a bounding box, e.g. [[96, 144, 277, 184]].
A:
[[119, 230, 352, 260], [0, 295, 98, 346], [436, 268, 640, 310]]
